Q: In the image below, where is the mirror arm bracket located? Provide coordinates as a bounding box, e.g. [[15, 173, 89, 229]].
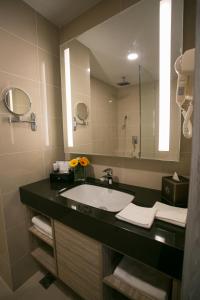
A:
[[8, 112, 37, 131]]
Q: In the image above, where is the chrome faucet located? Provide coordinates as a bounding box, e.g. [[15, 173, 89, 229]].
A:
[[100, 168, 113, 185]]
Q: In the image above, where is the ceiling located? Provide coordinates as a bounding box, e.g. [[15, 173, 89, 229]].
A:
[[77, 0, 183, 87], [23, 0, 102, 27], [78, 0, 159, 87]]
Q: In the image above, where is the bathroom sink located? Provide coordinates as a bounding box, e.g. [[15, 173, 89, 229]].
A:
[[60, 184, 134, 212]]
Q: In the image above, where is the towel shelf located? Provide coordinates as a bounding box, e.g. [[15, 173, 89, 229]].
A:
[[104, 274, 159, 300], [31, 247, 57, 276], [29, 226, 53, 247]]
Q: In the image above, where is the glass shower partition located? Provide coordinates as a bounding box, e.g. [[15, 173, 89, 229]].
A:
[[139, 65, 157, 159]]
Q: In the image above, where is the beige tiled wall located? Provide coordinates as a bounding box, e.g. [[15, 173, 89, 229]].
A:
[[86, 138, 191, 190], [140, 79, 181, 161], [66, 67, 140, 157], [0, 0, 64, 290], [140, 80, 156, 159], [91, 77, 118, 155], [88, 79, 191, 188], [86, 79, 191, 189], [68, 76, 191, 189]]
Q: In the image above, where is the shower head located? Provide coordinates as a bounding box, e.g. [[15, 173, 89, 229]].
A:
[[117, 76, 130, 86]]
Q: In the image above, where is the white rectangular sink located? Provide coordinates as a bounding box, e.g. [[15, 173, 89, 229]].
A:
[[60, 184, 134, 212]]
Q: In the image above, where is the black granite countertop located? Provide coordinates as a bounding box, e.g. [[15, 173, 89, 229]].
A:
[[20, 177, 185, 280]]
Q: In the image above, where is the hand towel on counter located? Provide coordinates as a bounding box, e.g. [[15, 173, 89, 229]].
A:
[[32, 216, 53, 238], [115, 203, 157, 229], [154, 202, 187, 227], [113, 256, 170, 300]]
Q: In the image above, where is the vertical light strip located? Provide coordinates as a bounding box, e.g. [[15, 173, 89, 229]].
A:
[[41, 62, 50, 147], [8, 90, 14, 145], [158, 0, 172, 151], [9, 90, 13, 111], [64, 48, 73, 147]]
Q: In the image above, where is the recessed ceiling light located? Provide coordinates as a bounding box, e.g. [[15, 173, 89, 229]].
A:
[[127, 52, 138, 60], [87, 68, 90, 73]]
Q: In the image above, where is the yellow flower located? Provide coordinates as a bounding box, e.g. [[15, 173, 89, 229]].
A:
[[79, 157, 89, 167], [69, 158, 79, 168]]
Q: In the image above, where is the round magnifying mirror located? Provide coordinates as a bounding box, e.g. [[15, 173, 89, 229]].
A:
[[76, 102, 88, 121], [3, 88, 31, 116]]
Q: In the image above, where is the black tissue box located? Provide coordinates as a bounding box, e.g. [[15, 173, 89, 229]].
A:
[[161, 176, 189, 207], [50, 171, 74, 183]]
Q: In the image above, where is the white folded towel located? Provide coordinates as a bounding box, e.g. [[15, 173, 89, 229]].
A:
[[32, 216, 53, 238], [154, 202, 187, 227], [114, 257, 170, 300], [115, 203, 157, 229]]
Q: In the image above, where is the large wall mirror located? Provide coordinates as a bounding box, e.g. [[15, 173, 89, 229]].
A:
[[61, 0, 184, 161]]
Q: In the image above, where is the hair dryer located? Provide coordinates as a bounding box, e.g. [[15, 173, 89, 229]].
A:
[[174, 49, 195, 139]]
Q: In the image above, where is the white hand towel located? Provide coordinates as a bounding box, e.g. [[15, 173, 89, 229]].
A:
[[114, 257, 170, 300], [154, 202, 187, 227], [32, 216, 52, 237], [115, 203, 157, 229]]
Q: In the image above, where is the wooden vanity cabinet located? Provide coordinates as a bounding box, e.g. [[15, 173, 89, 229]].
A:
[[54, 221, 104, 300]]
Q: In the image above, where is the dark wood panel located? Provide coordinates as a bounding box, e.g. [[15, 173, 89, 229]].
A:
[[182, 0, 200, 298], [183, 0, 197, 51]]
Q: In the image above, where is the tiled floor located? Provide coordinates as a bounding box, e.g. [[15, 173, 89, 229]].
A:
[[0, 272, 82, 300]]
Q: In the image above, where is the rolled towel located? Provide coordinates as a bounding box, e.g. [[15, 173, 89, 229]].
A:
[[154, 202, 187, 227], [115, 203, 157, 229], [114, 257, 170, 300], [32, 216, 52, 238]]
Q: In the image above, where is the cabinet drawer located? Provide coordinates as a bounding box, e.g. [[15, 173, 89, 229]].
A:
[[55, 221, 103, 300]]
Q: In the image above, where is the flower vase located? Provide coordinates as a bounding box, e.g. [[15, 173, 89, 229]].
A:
[[74, 165, 86, 182]]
